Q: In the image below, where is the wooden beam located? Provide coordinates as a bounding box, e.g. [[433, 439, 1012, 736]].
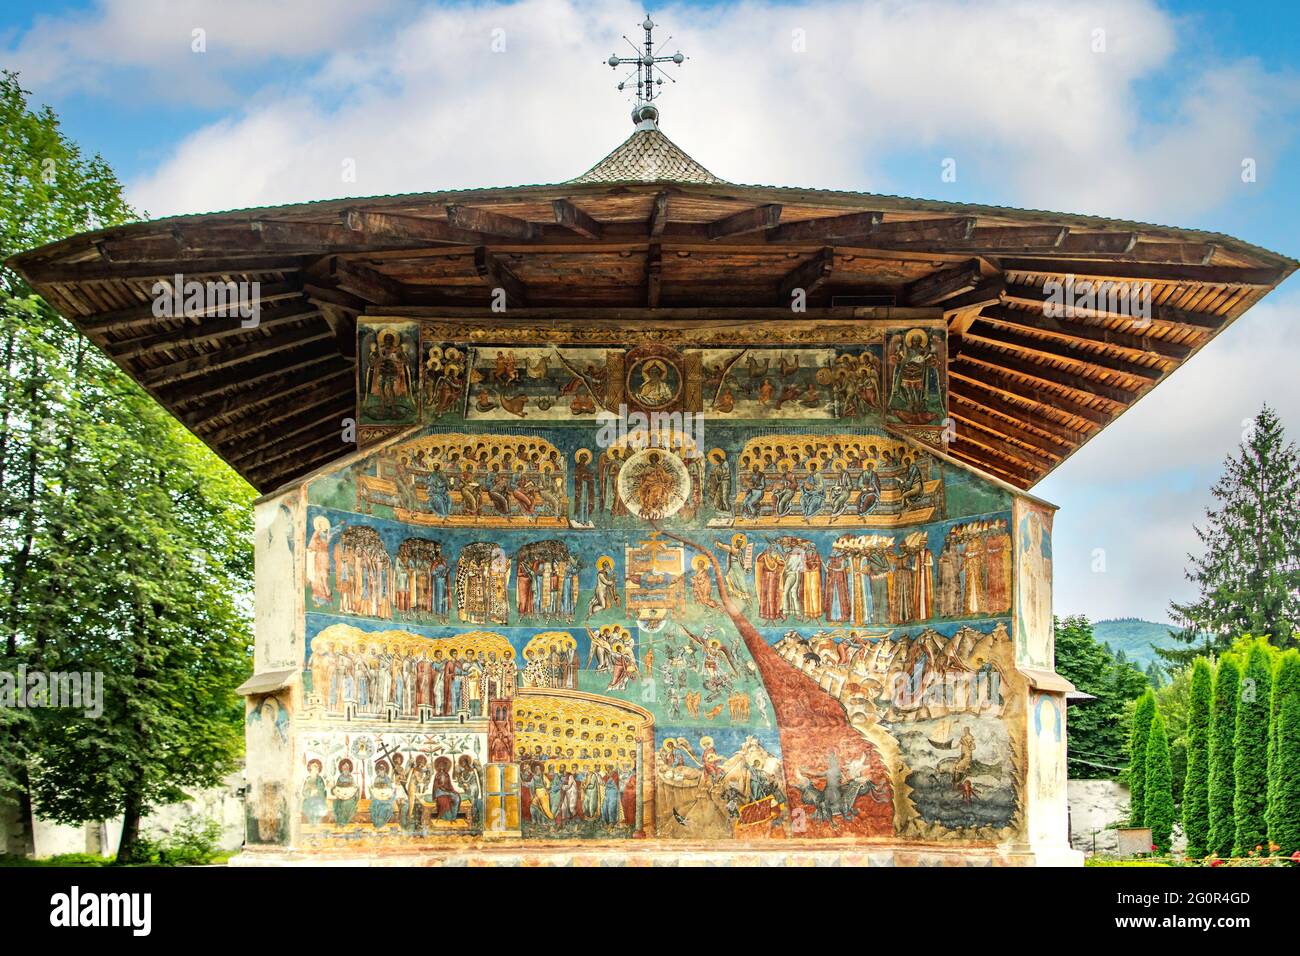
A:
[[474, 247, 528, 308], [905, 259, 982, 306], [75, 280, 302, 336], [344, 209, 485, 246], [250, 220, 367, 247], [237, 426, 345, 474], [108, 303, 322, 361], [948, 365, 1113, 428], [778, 247, 834, 301], [766, 210, 882, 243], [187, 366, 353, 429], [706, 204, 782, 240], [331, 258, 406, 306], [446, 204, 538, 241], [26, 255, 303, 284], [950, 417, 1058, 472], [1001, 282, 1223, 331], [955, 339, 1139, 405], [941, 278, 1005, 316], [842, 216, 976, 247], [996, 258, 1283, 287], [139, 327, 336, 388], [249, 443, 348, 490], [948, 394, 1074, 453], [163, 343, 343, 407], [945, 444, 1036, 486], [200, 392, 352, 447], [949, 383, 1091, 445], [948, 226, 1068, 251], [649, 192, 670, 238], [552, 199, 604, 239], [965, 320, 1164, 382], [225, 400, 353, 462], [980, 303, 1191, 360], [646, 243, 662, 308]]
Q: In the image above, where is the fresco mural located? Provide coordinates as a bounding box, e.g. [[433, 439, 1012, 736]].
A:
[[271, 321, 1049, 850]]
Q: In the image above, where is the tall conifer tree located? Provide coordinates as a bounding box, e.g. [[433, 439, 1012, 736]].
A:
[[1266, 650, 1300, 855], [1182, 657, 1213, 857], [1233, 641, 1273, 855], [1171, 406, 1300, 657], [1145, 710, 1175, 853], [1207, 656, 1240, 857], [1128, 690, 1156, 826]]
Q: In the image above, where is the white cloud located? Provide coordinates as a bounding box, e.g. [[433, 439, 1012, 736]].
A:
[[4, 0, 402, 105], [107, 0, 1297, 221]]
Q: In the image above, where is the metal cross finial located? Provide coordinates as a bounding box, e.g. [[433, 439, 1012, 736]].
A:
[[605, 15, 686, 127]]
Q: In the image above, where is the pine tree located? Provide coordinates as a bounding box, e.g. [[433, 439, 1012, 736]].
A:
[[1128, 690, 1156, 825], [1207, 655, 1240, 857], [1266, 650, 1300, 855], [1233, 640, 1273, 855], [1145, 660, 1165, 688], [1171, 405, 1300, 655], [1182, 657, 1213, 857], [1145, 710, 1175, 853]]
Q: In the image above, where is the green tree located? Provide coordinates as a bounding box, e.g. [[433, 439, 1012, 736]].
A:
[[1145, 660, 1165, 688], [1054, 615, 1150, 778], [1266, 649, 1300, 855], [1128, 690, 1156, 826], [0, 72, 253, 861], [1182, 657, 1213, 857], [1171, 406, 1300, 654], [1144, 710, 1175, 853], [1232, 639, 1273, 855], [1207, 655, 1240, 856], [1154, 663, 1192, 805]]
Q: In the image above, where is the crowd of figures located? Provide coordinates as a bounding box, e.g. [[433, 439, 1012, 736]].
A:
[[774, 622, 1008, 725], [308, 641, 517, 720], [519, 761, 639, 832], [301, 751, 486, 832], [692, 519, 1013, 629], [721, 437, 939, 523]]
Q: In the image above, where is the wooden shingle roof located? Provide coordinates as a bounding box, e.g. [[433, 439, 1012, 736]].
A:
[[7, 124, 1295, 493]]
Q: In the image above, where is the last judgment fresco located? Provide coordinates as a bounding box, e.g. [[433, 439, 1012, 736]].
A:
[[253, 317, 1055, 851]]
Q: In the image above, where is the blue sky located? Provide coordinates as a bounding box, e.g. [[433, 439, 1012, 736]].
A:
[[3, 0, 1298, 625]]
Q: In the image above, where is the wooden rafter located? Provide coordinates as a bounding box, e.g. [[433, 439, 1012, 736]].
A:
[[948, 364, 1113, 427], [474, 247, 528, 308], [706, 204, 782, 239], [964, 321, 1164, 382], [979, 303, 1191, 360], [552, 199, 604, 239], [778, 247, 834, 301], [446, 204, 538, 241], [905, 259, 982, 306], [344, 209, 485, 246]]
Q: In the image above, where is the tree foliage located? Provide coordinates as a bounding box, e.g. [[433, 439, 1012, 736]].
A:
[[1207, 655, 1240, 857], [0, 72, 253, 861], [1053, 615, 1150, 779], [1182, 657, 1213, 857], [1127, 690, 1155, 826], [1266, 649, 1300, 856], [1232, 639, 1273, 855], [1144, 710, 1175, 853], [1171, 406, 1300, 654]]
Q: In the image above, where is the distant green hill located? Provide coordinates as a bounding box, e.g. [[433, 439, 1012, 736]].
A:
[[1091, 618, 1184, 668]]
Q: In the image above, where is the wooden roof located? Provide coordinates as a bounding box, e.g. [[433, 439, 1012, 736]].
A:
[[7, 124, 1295, 493]]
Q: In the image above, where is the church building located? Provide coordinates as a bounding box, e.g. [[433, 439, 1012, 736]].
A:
[[9, 19, 1295, 865]]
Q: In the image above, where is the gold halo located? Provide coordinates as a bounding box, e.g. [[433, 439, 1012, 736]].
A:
[[732, 533, 746, 549], [597, 555, 614, 571], [691, 555, 709, 570], [576, 448, 592, 463], [377, 328, 399, 348], [905, 328, 928, 349]]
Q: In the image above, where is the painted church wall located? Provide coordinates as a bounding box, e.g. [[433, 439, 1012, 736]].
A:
[[244, 320, 1069, 854]]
